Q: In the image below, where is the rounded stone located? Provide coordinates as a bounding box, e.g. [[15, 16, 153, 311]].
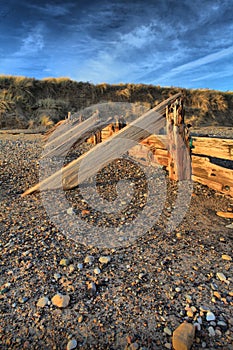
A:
[[77, 263, 83, 270], [94, 267, 101, 275], [99, 256, 111, 264], [208, 326, 215, 337], [84, 255, 95, 264], [206, 311, 216, 322], [164, 327, 172, 336], [200, 305, 210, 313], [60, 258, 70, 266], [66, 339, 77, 350], [51, 293, 70, 308], [36, 296, 49, 308], [222, 254, 232, 261]]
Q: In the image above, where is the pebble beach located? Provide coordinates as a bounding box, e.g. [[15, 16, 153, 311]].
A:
[[0, 132, 233, 350]]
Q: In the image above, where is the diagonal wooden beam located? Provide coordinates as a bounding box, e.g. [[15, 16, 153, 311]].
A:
[[22, 93, 181, 196], [42, 111, 115, 159], [42, 111, 99, 157]]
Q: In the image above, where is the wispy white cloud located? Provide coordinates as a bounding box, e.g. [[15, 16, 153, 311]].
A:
[[153, 46, 233, 84], [191, 66, 233, 82], [26, 3, 73, 17], [173, 46, 233, 73], [121, 24, 155, 49], [15, 24, 45, 56], [75, 52, 131, 83]]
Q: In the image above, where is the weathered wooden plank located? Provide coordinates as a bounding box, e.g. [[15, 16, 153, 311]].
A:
[[154, 149, 169, 167], [43, 120, 69, 142], [22, 92, 181, 196], [42, 111, 101, 158], [192, 155, 233, 197], [129, 145, 233, 196], [192, 137, 233, 161], [131, 134, 233, 163], [141, 135, 167, 150], [192, 175, 233, 197], [192, 155, 233, 183], [128, 145, 169, 167], [87, 116, 126, 144]]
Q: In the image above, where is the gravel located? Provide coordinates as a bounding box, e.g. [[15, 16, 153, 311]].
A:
[[0, 132, 232, 349]]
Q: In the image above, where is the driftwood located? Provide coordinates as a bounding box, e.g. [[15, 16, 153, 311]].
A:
[[42, 112, 116, 159], [128, 144, 169, 167], [141, 135, 167, 150], [22, 92, 181, 196], [128, 136, 233, 197], [192, 155, 233, 197], [87, 115, 125, 145], [42, 111, 99, 158], [43, 120, 68, 142], [192, 137, 233, 161], [166, 98, 191, 181]]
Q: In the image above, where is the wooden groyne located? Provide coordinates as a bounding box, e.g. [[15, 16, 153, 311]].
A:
[[22, 94, 233, 198]]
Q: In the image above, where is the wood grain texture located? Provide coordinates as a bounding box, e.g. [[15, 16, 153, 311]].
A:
[[42, 111, 101, 158], [192, 137, 233, 161], [192, 155, 233, 197], [22, 93, 181, 196]]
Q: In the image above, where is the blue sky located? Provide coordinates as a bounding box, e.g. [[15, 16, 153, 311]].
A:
[[0, 0, 233, 91]]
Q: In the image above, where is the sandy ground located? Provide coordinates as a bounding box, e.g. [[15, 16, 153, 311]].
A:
[[0, 131, 233, 350]]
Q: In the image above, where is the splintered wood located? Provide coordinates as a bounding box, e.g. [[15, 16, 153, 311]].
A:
[[22, 91, 233, 198], [166, 97, 191, 181], [22, 93, 182, 196], [192, 155, 233, 197], [42, 112, 115, 159], [192, 137, 233, 161], [42, 111, 99, 158]]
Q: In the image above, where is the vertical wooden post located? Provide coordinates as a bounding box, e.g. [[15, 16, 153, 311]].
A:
[[118, 115, 127, 130], [167, 104, 175, 180], [94, 129, 102, 144], [114, 116, 120, 132], [166, 97, 191, 181], [108, 123, 114, 137]]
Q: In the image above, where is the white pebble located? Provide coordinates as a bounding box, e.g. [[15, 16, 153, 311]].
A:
[[67, 339, 77, 350], [54, 273, 61, 280], [67, 207, 74, 215], [163, 327, 172, 336], [208, 326, 215, 337], [216, 272, 227, 282], [206, 311, 216, 322]]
